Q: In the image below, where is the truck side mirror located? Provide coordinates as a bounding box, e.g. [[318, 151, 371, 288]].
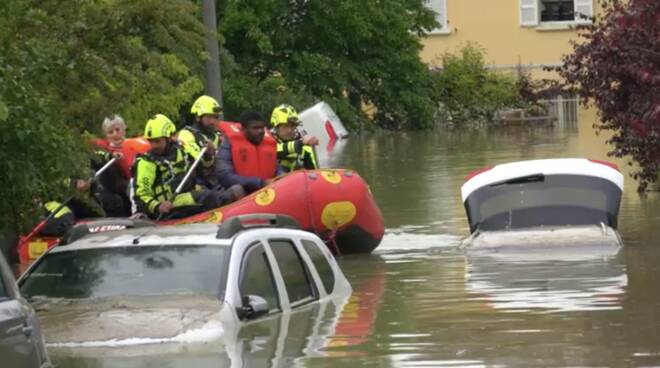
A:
[[237, 294, 269, 320]]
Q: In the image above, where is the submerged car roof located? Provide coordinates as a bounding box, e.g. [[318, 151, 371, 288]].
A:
[[49, 223, 232, 253], [461, 158, 624, 202]]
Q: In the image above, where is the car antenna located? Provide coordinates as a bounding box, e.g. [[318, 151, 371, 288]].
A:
[[132, 147, 208, 244]]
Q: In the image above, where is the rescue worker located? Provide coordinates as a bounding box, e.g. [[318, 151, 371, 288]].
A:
[[177, 95, 222, 188], [39, 201, 75, 237], [39, 173, 107, 237], [133, 114, 242, 219], [216, 110, 282, 194], [270, 104, 319, 172]]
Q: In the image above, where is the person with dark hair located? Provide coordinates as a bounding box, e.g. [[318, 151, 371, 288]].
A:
[[215, 110, 283, 193]]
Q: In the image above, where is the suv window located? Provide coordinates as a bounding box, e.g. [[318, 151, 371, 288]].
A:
[[269, 240, 316, 306], [301, 239, 335, 294], [240, 243, 280, 312]]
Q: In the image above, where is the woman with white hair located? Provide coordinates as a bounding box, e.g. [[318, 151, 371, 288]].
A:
[[91, 114, 150, 216], [102, 114, 127, 147], [92, 114, 150, 180]]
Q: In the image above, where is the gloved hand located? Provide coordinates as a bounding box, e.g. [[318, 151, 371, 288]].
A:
[[302, 135, 319, 146], [158, 201, 173, 214]]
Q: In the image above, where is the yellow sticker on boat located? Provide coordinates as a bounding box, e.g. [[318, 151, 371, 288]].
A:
[[208, 210, 223, 223], [255, 188, 276, 206], [28, 240, 48, 260], [321, 201, 356, 229], [321, 170, 342, 184]]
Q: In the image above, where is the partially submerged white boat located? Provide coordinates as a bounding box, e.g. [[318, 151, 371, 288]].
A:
[[299, 101, 349, 167], [459, 158, 624, 253]]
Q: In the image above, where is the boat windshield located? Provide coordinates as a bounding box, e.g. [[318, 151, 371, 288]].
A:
[[20, 245, 229, 300], [464, 174, 622, 233]]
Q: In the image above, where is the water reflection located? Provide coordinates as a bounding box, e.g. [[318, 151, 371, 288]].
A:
[[320, 255, 387, 358], [46, 294, 352, 368], [466, 255, 627, 313]]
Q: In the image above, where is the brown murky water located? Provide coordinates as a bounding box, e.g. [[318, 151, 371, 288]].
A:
[[48, 108, 660, 367]]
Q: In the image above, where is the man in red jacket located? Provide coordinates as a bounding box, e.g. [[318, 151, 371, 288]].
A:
[[216, 111, 283, 194]]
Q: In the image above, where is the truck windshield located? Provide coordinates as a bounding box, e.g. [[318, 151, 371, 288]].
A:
[[20, 245, 228, 300]]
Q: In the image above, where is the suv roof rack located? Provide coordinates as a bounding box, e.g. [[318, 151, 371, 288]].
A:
[[216, 214, 300, 239], [62, 218, 156, 245]]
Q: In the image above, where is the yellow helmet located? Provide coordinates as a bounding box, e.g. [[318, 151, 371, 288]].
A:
[[144, 114, 176, 139], [270, 104, 299, 127], [190, 95, 222, 117]]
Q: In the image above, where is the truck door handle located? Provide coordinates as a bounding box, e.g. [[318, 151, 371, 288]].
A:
[[22, 325, 33, 337]]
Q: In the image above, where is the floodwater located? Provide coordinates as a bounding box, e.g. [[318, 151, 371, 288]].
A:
[[47, 107, 660, 367]]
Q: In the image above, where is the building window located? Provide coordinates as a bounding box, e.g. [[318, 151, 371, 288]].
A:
[[520, 0, 593, 26], [426, 0, 449, 34], [541, 0, 574, 22]]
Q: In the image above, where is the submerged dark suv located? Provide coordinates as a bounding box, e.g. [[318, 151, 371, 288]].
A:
[[0, 252, 51, 368]]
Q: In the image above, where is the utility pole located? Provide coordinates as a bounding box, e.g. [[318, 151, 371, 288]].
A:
[[202, 0, 223, 116]]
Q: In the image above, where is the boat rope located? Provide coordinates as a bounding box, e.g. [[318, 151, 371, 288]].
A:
[[326, 227, 342, 257]]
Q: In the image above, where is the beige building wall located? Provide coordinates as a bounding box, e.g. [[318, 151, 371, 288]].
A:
[[420, 0, 601, 78]]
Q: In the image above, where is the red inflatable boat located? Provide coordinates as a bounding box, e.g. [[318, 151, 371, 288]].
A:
[[16, 169, 384, 265]]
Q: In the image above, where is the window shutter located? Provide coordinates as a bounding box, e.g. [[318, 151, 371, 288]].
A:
[[428, 0, 448, 32], [520, 0, 538, 26], [574, 0, 593, 23]]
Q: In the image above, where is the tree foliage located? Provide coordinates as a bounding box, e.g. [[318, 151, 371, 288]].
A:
[[0, 1, 86, 233], [18, 0, 206, 135], [0, 0, 207, 233], [557, 0, 660, 192], [218, 0, 440, 129]]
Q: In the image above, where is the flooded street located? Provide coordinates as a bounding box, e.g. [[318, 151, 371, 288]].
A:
[[317, 110, 660, 367], [48, 110, 660, 367]]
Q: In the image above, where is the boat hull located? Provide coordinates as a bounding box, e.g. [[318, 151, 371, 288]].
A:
[[17, 169, 384, 265]]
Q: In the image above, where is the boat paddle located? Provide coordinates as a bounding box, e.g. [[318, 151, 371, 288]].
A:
[[132, 147, 208, 244], [18, 157, 119, 250]]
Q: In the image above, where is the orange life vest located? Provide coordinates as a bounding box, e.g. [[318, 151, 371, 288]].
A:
[[92, 138, 151, 179], [218, 122, 278, 180]]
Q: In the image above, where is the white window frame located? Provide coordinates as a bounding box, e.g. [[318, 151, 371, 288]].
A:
[[427, 0, 450, 35], [572, 0, 594, 24], [520, 0, 539, 27], [520, 0, 594, 28]]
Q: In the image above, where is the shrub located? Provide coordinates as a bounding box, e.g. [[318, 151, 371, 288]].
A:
[[433, 44, 523, 126]]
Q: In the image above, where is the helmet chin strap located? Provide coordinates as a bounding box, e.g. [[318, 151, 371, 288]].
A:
[[202, 123, 217, 135], [195, 120, 217, 136]]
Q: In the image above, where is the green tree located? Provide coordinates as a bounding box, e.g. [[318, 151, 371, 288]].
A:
[[220, 51, 317, 121], [219, 0, 440, 129], [17, 0, 206, 134], [0, 1, 86, 234], [0, 0, 207, 235]]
